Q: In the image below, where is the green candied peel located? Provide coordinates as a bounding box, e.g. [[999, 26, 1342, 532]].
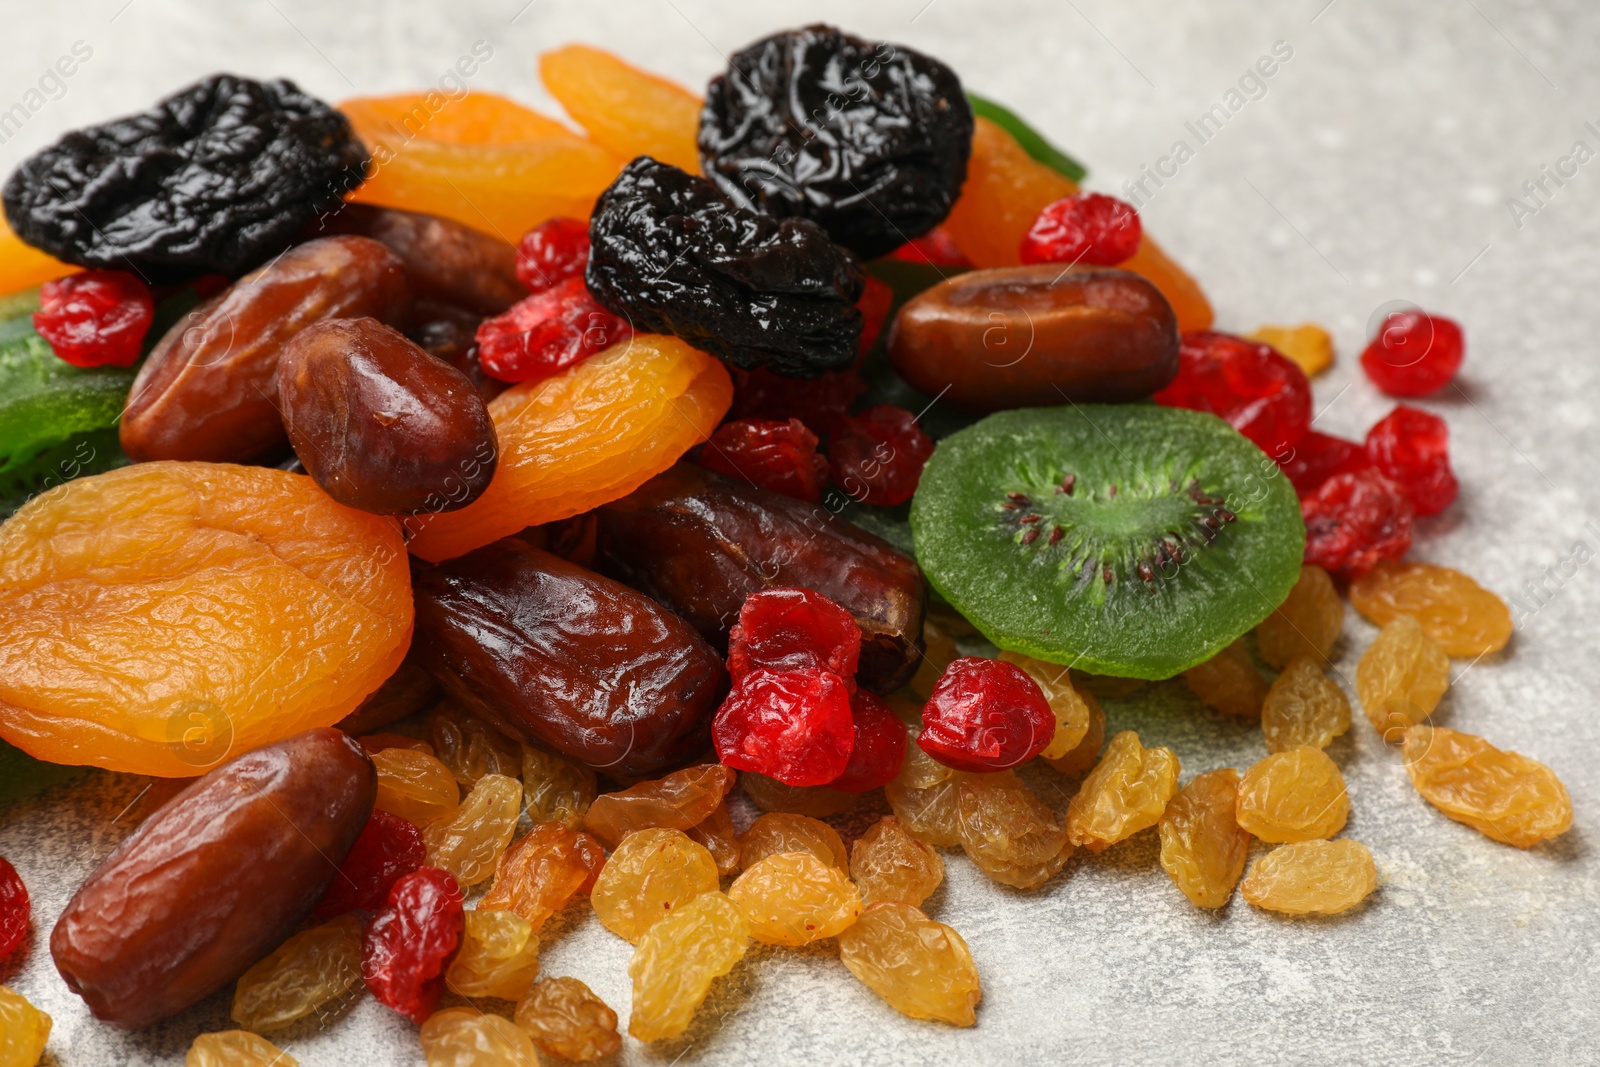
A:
[[0, 739, 83, 808], [966, 93, 1089, 182]]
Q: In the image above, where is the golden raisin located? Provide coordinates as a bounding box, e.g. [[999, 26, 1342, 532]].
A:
[[738, 812, 848, 871], [1065, 730, 1180, 851], [739, 771, 859, 818], [444, 909, 541, 1001], [1240, 839, 1376, 915], [590, 828, 720, 944], [1256, 564, 1344, 670], [1350, 561, 1513, 657], [727, 852, 862, 947], [372, 747, 460, 824], [836, 902, 980, 1027], [1158, 769, 1251, 909], [628, 891, 749, 1042], [186, 1032, 298, 1067], [1042, 688, 1106, 777], [1402, 725, 1572, 848], [999, 650, 1092, 757], [955, 772, 1071, 889], [423, 773, 523, 886], [1248, 323, 1333, 377], [581, 763, 736, 849], [1183, 639, 1268, 718], [1235, 747, 1349, 842], [686, 802, 741, 876], [420, 1008, 540, 1067], [0, 985, 51, 1067], [516, 976, 622, 1060], [230, 914, 362, 1032], [908, 615, 960, 701], [429, 704, 522, 786], [1261, 657, 1351, 753], [1357, 615, 1449, 742], [884, 741, 966, 849], [850, 815, 945, 908], [520, 744, 597, 830], [479, 822, 606, 929]]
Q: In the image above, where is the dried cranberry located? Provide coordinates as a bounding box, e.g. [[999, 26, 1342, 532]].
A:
[[0, 856, 28, 958], [32, 270, 154, 367], [1153, 331, 1312, 455], [1301, 469, 1414, 581], [829, 405, 935, 507], [917, 657, 1055, 773], [888, 226, 972, 267], [1360, 310, 1463, 396], [857, 274, 894, 359], [729, 366, 864, 439], [475, 275, 632, 383], [727, 587, 862, 687], [712, 668, 855, 787], [361, 865, 464, 1024], [828, 690, 907, 792], [1365, 405, 1458, 517], [314, 810, 427, 919], [1018, 193, 1142, 267], [1275, 430, 1372, 497], [699, 418, 829, 503], [515, 216, 591, 293]]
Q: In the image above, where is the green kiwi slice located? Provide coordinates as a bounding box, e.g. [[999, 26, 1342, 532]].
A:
[[909, 404, 1305, 679]]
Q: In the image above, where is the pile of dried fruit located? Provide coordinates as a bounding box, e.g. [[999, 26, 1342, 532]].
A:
[[0, 21, 1574, 1067]]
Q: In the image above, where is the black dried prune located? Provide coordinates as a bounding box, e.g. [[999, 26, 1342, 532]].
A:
[[3, 74, 366, 279], [698, 24, 974, 260], [585, 156, 863, 379]]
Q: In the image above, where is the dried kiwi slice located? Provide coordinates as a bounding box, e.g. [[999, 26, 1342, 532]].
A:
[[910, 405, 1304, 679]]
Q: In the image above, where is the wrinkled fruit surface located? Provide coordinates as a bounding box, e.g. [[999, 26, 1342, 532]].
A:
[[443, 908, 541, 1001], [850, 815, 945, 907], [1364, 405, 1457, 517], [0, 985, 51, 1067], [829, 689, 908, 792], [699, 418, 829, 503], [1360, 310, 1463, 397], [479, 821, 606, 929], [727, 851, 862, 946], [521, 744, 598, 830], [714, 668, 856, 787], [1256, 564, 1344, 670], [628, 891, 749, 1042], [372, 748, 460, 825], [581, 763, 737, 849], [0, 856, 28, 959], [1066, 731, 1181, 851], [231, 914, 362, 1033], [1261, 658, 1352, 753], [739, 813, 848, 871], [1301, 469, 1415, 582], [1159, 768, 1251, 909], [476, 275, 632, 384], [829, 405, 935, 507], [420, 1008, 540, 1067], [32, 270, 153, 367], [1402, 725, 1572, 848], [1349, 561, 1512, 657], [314, 810, 426, 919], [837, 902, 980, 1026], [741, 772, 860, 819], [1235, 747, 1349, 843], [1276, 430, 1371, 498], [591, 827, 720, 944], [1240, 839, 1376, 916], [422, 773, 523, 887], [956, 772, 1071, 889], [1153, 331, 1312, 456], [515, 216, 591, 292], [1019, 193, 1142, 266], [429, 704, 522, 787], [361, 866, 465, 1024], [516, 975, 623, 1061], [1357, 615, 1450, 742], [186, 1031, 298, 1067], [727, 586, 861, 686], [917, 657, 1055, 773], [1182, 640, 1268, 719]]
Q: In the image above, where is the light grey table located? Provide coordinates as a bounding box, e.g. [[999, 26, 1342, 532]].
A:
[[2, 1, 1597, 1064]]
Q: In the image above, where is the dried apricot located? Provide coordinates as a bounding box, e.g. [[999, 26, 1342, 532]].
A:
[[837, 903, 979, 1027], [956, 772, 1071, 889], [1255, 564, 1343, 670], [341, 91, 574, 147], [998, 651, 1092, 758], [1065, 731, 1180, 851], [590, 828, 720, 944], [230, 914, 362, 1032], [1357, 615, 1449, 742], [1183, 640, 1268, 718], [727, 852, 861, 946], [1158, 769, 1251, 908], [420, 1007, 540, 1067], [1402, 725, 1572, 848], [422, 773, 523, 886], [372, 748, 460, 824], [479, 822, 606, 929], [1261, 657, 1351, 753], [1350, 561, 1512, 657], [850, 816, 945, 907], [1249, 324, 1334, 377], [406, 335, 732, 562], [0, 463, 412, 777], [738, 813, 848, 871], [1240, 839, 1376, 916], [443, 908, 541, 1001], [1235, 747, 1349, 843], [628, 891, 748, 1042], [540, 45, 702, 172], [516, 976, 621, 1060]]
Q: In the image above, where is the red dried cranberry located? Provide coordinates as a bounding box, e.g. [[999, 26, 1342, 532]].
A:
[[1019, 193, 1142, 267], [917, 657, 1055, 773], [1275, 430, 1372, 497], [726, 587, 861, 687], [476, 275, 632, 383], [514, 216, 591, 292], [1364, 405, 1458, 517], [827, 689, 907, 792], [699, 418, 829, 503], [32, 270, 154, 368], [857, 274, 893, 359], [1360, 309, 1463, 396], [728, 365, 864, 439], [314, 810, 427, 919], [1301, 469, 1414, 581], [0, 856, 28, 959], [361, 865, 464, 1024], [1153, 331, 1313, 456], [888, 226, 972, 267], [829, 404, 935, 507], [712, 668, 855, 787]]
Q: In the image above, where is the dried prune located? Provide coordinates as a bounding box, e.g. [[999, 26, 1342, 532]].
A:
[[3, 75, 367, 278], [698, 25, 973, 259], [593, 462, 927, 692], [412, 539, 728, 776], [585, 157, 864, 378]]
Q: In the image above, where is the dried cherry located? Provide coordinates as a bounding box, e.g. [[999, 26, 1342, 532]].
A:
[[585, 157, 864, 378], [0, 856, 27, 959], [1361, 309, 1463, 396], [713, 669, 856, 787], [699, 418, 830, 503], [727, 587, 862, 686], [1275, 430, 1371, 497], [1019, 193, 1142, 266], [313, 810, 426, 919], [888, 226, 971, 267], [361, 866, 464, 1024], [1364, 405, 1458, 517], [917, 657, 1054, 773], [1301, 469, 1414, 581], [515, 216, 591, 292], [829, 404, 934, 506], [727, 365, 864, 438], [1153, 330, 1312, 455], [829, 689, 908, 792], [32, 270, 153, 367], [475, 275, 632, 383]]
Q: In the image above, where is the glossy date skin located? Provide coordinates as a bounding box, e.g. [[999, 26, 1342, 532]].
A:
[[324, 203, 525, 316], [277, 317, 497, 515], [121, 235, 409, 463], [594, 462, 926, 692], [412, 540, 728, 776], [888, 265, 1179, 413], [50, 728, 375, 1029]]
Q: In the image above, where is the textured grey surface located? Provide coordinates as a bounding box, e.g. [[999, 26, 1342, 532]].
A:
[[2, 0, 1599, 1064]]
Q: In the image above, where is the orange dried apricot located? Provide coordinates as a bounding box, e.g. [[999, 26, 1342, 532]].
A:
[[540, 45, 703, 173], [405, 335, 732, 562], [0, 216, 73, 297], [0, 463, 412, 777], [340, 91, 575, 147], [1349, 561, 1513, 657], [1249, 324, 1334, 377]]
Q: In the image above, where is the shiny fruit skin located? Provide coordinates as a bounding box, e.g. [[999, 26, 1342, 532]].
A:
[[361, 866, 465, 1024], [1402, 725, 1572, 848], [917, 657, 1055, 773], [1240, 840, 1376, 916], [0, 857, 28, 959], [1357, 615, 1450, 742], [443, 909, 541, 1001], [727, 852, 861, 947], [185, 1031, 297, 1067], [1360, 310, 1463, 397], [326, 203, 524, 315], [478, 822, 606, 929], [627, 891, 749, 1042], [422, 773, 523, 887], [738, 813, 848, 871], [590, 827, 720, 944], [1065, 731, 1180, 851], [1159, 768, 1251, 909], [581, 764, 737, 849], [1349, 561, 1512, 657], [420, 1007, 541, 1067], [849, 816, 945, 907], [313, 810, 427, 919], [998, 651, 1093, 759], [0, 985, 51, 1067], [1235, 746, 1350, 843], [1261, 658, 1352, 753], [837, 902, 980, 1026], [713, 668, 855, 787]]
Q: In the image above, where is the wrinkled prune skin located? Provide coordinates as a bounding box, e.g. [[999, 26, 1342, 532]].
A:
[[322, 204, 524, 315], [412, 540, 728, 776], [698, 25, 973, 260], [50, 728, 375, 1029], [3, 75, 367, 279], [585, 157, 863, 379], [594, 462, 926, 692]]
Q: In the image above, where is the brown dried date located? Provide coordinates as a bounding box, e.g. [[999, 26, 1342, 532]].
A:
[[412, 539, 728, 776], [403, 301, 505, 403], [50, 728, 375, 1029], [277, 317, 497, 515], [887, 266, 1180, 413], [322, 204, 524, 316], [120, 235, 409, 463], [594, 462, 927, 692]]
